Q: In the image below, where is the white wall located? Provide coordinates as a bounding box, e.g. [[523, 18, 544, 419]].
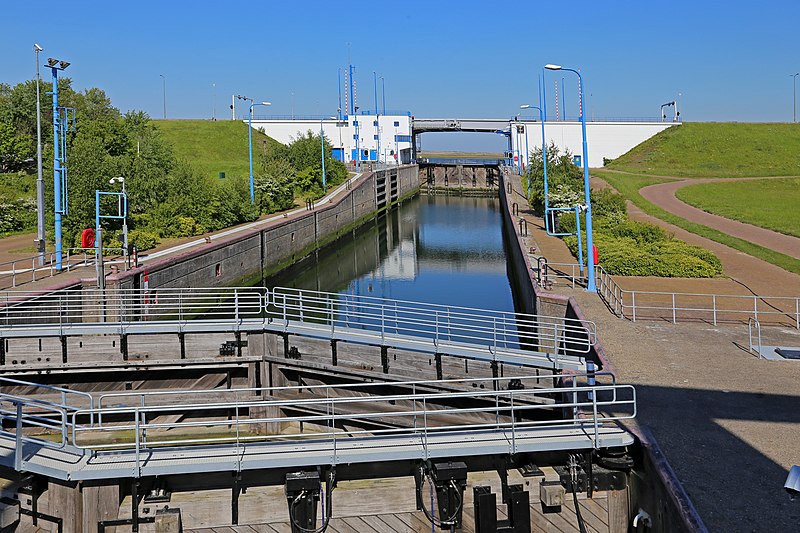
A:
[[512, 121, 679, 168], [250, 114, 412, 165]]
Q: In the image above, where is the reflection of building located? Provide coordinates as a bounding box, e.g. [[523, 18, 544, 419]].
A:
[[250, 113, 414, 166]]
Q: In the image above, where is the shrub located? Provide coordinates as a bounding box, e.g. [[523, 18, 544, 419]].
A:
[[128, 229, 160, 251]]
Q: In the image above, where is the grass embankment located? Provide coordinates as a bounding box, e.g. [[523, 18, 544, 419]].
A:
[[676, 178, 800, 238], [593, 170, 800, 275], [607, 122, 800, 177], [155, 119, 284, 180]]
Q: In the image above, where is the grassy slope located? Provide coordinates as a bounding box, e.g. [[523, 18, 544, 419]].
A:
[[154, 119, 284, 180], [676, 178, 800, 238], [607, 122, 800, 177], [593, 170, 800, 275]]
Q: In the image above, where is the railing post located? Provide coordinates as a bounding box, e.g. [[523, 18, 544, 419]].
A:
[[134, 409, 141, 478], [510, 391, 516, 455], [712, 295, 717, 326], [631, 291, 637, 322], [672, 293, 677, 324], [753, 296, 758, 323], [14, 402, 23, 471]]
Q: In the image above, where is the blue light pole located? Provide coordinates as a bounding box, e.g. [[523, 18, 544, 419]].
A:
[[518, 103, 548, 209], [239, 96, 271, 204], [545, 64, 596, 292], [320, 119, 327, 193], [48, 57, 71, 271]]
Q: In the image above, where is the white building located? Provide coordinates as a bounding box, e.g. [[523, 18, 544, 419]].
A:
[[250, 113, 414, 167]]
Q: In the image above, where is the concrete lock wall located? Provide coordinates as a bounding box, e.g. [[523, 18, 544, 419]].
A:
[[110, 165, 419, 292]]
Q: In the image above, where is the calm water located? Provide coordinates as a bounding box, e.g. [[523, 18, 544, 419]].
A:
[[265, 195, 518, 314]]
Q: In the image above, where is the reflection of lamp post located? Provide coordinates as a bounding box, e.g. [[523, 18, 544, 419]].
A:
[[545, 64, 596, 292], [239, 96, 271, 204], [34, 43, 45, 267], [109, 177, 128, 258]]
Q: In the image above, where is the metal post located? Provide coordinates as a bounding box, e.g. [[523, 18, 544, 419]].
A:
[[575, 69, 596, 292], [95, 190, 104, 290], [52, 65, 63, 270], [34, 44, 45, 267], [159, 74, 166, 119], [381, 76, 386, 114], [793, 74, 799, 123], [248, 103, 255, 203], [540, 74, 552, 232], [320, 119, 327, 193]]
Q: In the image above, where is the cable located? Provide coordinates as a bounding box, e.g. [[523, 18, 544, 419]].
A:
[[288, 470, 336, 533], [569, 455, 588, 533]]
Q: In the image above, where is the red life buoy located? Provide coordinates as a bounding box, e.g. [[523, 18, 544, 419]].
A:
[[81, 228, 95, 249]]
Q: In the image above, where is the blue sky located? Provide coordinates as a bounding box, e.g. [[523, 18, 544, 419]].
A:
[[2, 0, 799, 150]]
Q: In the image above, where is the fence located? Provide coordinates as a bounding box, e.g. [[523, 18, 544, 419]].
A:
[[0, 248, 128, 290]]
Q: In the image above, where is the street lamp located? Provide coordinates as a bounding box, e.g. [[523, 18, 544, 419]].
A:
[[380, 76, 386, 114], [109, 177, 128, 260], [320, 119, 327, 193], [792, 73, 799, 123], [34, 43, 45, 267], [49, 56, 71, 271], [159, 74, 166, 119], [239, 95, 271, 204], [519, 104, 549, 209], [545, 63, 596, 292]]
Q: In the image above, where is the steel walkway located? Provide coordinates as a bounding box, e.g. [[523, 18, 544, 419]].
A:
[[0, 287, 597, 372], [0, 374, 636, 481]]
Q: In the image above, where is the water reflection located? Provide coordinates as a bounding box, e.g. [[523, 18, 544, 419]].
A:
[[266, 195, 516, 313]]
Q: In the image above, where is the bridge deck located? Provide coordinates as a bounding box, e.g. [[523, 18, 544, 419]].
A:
[[1, 424, 633, 482]]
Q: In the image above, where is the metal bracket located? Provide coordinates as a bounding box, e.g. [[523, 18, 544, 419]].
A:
[[285, 471, 320, 533]]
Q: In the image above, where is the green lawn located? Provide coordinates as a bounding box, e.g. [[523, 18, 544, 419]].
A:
[[606, 122, 800, 178], [676, 178, 800, 238], [154, 119, 283, 180], [593, 170, 800, 275]]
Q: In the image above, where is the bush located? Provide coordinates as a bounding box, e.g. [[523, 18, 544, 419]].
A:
[[128, 229, 160, 251]]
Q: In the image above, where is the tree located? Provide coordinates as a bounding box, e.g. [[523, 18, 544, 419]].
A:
[[0, 120, 34, 172]]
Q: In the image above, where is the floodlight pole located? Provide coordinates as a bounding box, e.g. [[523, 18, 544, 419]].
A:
[[244, 98, 271, 204], [34, 44, 45, 267], [50, 58, 70, 271], [320, 119, 327, 193], [545, 64, 596, 292]]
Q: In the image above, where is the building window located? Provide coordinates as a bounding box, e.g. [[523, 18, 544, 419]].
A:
[[393, 121, 400, 127], [374, 135, 379, 140]]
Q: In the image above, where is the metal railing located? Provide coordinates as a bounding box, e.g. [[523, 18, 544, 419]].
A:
[[748, 318, 763, 358], [0, 286, 597, 359], [270, 287, 596, 356], [594, 265, 800, 329], [0, 374, 635, 476], [72, 375, 635, 464], [0, 247, 129, 290]]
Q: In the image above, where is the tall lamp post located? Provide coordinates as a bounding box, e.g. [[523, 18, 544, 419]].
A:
[[239, 96, 271, 204], [792, 73, 799, 123], [319, 119, 327, 193], [48, 56, 71, 271], [518, 104, 548, 207], [545, 64, 596, 292], [34, 43, 45, 267], [159, 74, 166, 119]]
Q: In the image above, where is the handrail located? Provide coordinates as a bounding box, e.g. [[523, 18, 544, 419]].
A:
[[69, 381, 636, 457], [568, 263, 800, 329], [95, 372, 616, 410]]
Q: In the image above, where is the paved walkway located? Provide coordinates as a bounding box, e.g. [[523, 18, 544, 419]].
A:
[[506, 173, 800, 532], [640, 177, 800, 260]]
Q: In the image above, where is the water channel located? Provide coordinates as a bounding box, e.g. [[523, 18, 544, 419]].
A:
[[265, 194, 520, 314]]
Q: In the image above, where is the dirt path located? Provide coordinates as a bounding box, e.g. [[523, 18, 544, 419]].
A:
[[639, 177, 800, 259]]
